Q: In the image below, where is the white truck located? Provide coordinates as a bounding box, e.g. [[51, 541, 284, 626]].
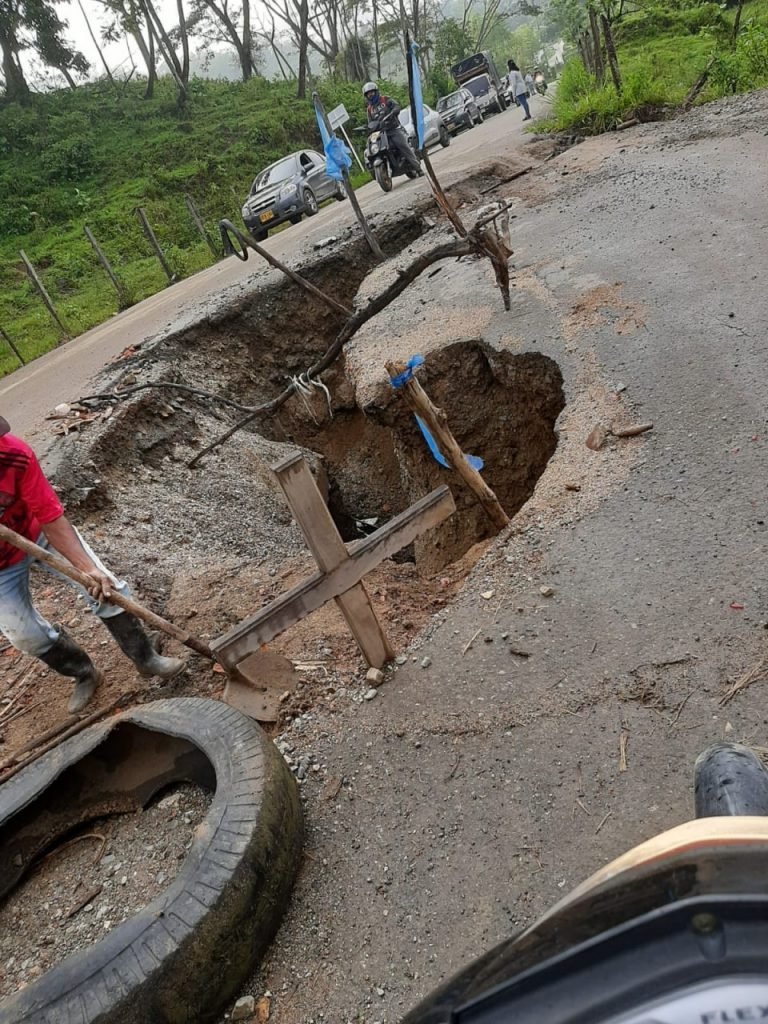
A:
[[450, 51, 508, 116]]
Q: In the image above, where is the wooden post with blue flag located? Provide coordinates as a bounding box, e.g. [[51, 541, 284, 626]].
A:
[[406, 33, 469, 240], [313, 91, 383, 261]]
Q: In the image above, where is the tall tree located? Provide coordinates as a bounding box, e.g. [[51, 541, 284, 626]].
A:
[[99, 0, 157, 97], [188, 0, 260, 80], [0, 0, 88, 102]]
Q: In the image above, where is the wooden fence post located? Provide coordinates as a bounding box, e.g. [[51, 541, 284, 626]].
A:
[[135, 207, 176, 285], [83, 226, 129, 307], [312, 91, 384, 261], [19, 250, 69, 339], [184, 194, 220, 259], [0, 326, 25, 367]]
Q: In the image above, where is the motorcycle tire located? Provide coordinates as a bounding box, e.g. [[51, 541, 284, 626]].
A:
[[289, 214, 302, 224], [439, 126, 451, 148], [374, 162, 393, 192]]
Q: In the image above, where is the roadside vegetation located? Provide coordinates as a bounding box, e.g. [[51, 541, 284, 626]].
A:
[[540, 0, 768, 134], [0, 77, 394, 376]]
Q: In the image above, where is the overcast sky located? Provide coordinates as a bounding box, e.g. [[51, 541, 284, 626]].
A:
[[58, 0, 197, 76]]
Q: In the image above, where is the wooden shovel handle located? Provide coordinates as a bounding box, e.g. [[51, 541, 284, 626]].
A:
[[0, 523, 214, 660]]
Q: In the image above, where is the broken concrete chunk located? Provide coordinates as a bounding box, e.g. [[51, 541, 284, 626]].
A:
[[539, 585, 555, 597], [366, 667, 385, 686], [232, 995, 256, 1021]]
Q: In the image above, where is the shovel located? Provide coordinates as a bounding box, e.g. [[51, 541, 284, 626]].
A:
[[0, 523, 294, 721]]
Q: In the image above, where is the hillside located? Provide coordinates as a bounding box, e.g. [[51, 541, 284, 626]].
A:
[[0, 76, 395, 376]]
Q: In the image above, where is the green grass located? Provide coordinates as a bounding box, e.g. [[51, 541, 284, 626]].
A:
[[0, 76, 403, 377], [536, 0, 768, 135]]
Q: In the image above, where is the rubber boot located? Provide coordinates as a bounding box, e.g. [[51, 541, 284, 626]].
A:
[[38, 630, 104, 714], [103, 612, 184, 679]]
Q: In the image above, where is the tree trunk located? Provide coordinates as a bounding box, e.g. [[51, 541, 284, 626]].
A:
[[296, 0, 309, 98], [176, 0, 190, 82], [0, 28, 30, 104], [588, 6, 604, 84], [372, 0, 382, 77], [240, 0, 253, 79], [601, 14, 622, 92], [77, 0, 114, 83], [142, 0, 187, 95], [732, 0, 744, 42]]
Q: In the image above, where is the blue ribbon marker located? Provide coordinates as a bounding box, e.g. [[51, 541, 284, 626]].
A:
[[390, 354, 484, 471]]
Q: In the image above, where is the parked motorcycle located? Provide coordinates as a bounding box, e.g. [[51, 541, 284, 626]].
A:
[[403, 741, 768, 1023], [534, 72, 548, 95], [358, 114, 421, 193]]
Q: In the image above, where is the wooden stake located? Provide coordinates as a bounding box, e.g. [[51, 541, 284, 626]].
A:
[[135, 207, 175, 284], [312, 91, 384, 261], [0, 325, 25, 366], [84, 226, 128, 305], [19, 250, 69, 338], [273, 454, 393, 667], [386, 360, 510, 531], [184, 193, 220, 259]]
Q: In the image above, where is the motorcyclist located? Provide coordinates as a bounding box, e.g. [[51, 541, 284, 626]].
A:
[[362, 82, 422, 176]]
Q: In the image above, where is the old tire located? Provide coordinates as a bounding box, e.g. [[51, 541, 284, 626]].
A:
[[303, 188, 319, 216], [0, 698, 303, 1024], [439, 125, 451, 148]]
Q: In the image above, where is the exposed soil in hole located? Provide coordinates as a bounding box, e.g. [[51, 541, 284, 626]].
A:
[[272, 339, 565, 573], [0, 782, 211, 999]]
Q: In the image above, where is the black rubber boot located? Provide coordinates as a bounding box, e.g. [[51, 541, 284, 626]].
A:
[[38, 630, 104, 714], [103, 612, 184, 679]]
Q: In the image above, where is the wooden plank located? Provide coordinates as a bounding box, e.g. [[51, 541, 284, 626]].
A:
[[273, 454, 393, 667], [386, 361, 510, 531], [211, 485, 455, 668]]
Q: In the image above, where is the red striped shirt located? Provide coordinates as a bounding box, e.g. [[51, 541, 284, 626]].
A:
[[0, 435, 64, 569]]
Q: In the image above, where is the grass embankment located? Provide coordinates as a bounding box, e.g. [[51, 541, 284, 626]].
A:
[[0, 77, 395, 377], [539, 0, 768, 134]]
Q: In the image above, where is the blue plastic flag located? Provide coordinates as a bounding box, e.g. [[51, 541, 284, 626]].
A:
[[313, 94, 352, 182], [415, 416, 484, 471], [407, 41, 426, 151], [390, 353, 484, 471]]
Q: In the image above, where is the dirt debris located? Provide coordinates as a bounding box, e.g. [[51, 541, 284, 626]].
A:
[[0, 782, 211, 999]]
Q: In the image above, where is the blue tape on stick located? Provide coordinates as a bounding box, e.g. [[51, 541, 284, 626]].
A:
[[415, 415, 484, 472], [389, 354, 424, 388]]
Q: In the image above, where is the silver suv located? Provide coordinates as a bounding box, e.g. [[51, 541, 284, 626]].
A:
[[241, 150, 344, 241], [436, 89, 483, 134]]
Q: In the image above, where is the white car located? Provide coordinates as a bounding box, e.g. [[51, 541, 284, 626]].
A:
[[398, 104, 451, 151]]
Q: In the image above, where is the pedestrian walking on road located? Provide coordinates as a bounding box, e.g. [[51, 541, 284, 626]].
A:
[[525, 72, 535, 97], [507, 60, 532, 121], [0, 416, 183, 712]]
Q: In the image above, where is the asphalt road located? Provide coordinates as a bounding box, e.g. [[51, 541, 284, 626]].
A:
[[1, 98, 544, 440]]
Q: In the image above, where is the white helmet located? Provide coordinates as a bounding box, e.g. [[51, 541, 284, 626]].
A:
[[363, 81, 378, 97]]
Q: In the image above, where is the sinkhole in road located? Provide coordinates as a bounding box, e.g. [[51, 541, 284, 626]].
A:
[[268, 338, 565, 574], [65, 210, 564, 577]]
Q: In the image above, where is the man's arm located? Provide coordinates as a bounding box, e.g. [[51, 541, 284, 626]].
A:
[[41, 515, 113, 601]]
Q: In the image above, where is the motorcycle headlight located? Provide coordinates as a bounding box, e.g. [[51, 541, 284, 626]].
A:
[[278, 182, 298, 199], [370, 142, 379, 155]]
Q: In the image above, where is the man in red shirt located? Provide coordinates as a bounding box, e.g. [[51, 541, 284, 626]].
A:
[[0, 416, 183, 712]]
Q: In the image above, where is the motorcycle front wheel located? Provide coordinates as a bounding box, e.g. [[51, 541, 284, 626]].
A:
[[374, 162, 393, 192]]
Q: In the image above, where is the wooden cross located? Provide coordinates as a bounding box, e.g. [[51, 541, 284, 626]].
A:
[[211, 454, 456, 678]]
